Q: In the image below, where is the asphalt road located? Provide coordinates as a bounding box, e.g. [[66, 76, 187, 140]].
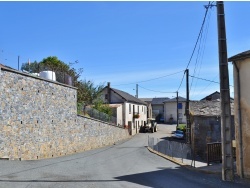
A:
[[0, 124, 249, 188]]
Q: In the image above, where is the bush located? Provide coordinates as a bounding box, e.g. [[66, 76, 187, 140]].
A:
[[177, 124, 186, 132]]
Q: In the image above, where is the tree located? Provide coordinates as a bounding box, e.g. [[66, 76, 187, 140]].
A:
[[76, 79, 104, 105], [21, 56, 105, 112], [21, 56, 82, 86]]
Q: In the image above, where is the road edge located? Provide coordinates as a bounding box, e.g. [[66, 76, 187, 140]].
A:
[[147, 146, 221, 175]]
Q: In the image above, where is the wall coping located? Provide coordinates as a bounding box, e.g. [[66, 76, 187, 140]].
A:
[[0, 65, 77, 90], [77, 114, 125, 129]]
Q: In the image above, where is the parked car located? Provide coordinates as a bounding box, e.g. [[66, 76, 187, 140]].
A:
[[140, 118, 157, 133], [172, 130, 184, 139]]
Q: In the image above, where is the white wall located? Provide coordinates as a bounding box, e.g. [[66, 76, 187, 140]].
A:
[[164, 102, 186, 123], [124, 102, 147, 135], [234, 58, 250, 178]]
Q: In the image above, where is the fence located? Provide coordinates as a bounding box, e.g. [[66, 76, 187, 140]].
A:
[[207, 142, 236, 166], [207, 142, 222, 165], [148, 136, 192, 165], [84, 106, 121, 127]]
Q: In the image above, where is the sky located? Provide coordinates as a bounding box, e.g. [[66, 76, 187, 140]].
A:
[[0, 1, 249, 100]]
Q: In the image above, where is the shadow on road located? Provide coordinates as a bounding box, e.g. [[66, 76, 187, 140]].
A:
[[114, 167, 248, 188]]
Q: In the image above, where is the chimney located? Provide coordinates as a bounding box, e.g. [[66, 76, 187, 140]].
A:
[[107, 82, 111, 104]]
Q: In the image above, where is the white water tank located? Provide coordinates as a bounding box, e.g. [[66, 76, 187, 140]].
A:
[[39, 71, 56, 81]]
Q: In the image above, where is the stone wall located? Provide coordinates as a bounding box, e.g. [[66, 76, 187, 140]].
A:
[[192, 116, 234, 160], [0, 67, 130, 160]]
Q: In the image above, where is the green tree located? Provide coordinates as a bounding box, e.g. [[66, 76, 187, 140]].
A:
[[76, 79, 104, 105], [93, 98, 113, 117], [21, 56, 82, 85]]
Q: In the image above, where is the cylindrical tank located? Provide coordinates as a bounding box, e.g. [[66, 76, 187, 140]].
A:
[[64, 74, 73, 86], [39, 71, 56, 81]]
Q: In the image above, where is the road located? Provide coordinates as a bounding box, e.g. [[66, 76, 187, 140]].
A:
[[0, 124, 249, 188]]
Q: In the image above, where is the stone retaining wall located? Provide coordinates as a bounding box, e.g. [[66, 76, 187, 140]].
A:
[[0, 67, 130, 160]]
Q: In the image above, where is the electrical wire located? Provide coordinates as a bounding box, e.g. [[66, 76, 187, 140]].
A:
[[190, 75, 234, 87], [113, 70, 184, 86], [177, 1, 212, 93], [138, 85, 176, 94], [190, 6, 213, 95], [185, 1, 212, 70]]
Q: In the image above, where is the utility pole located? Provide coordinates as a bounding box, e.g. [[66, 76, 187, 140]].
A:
[[136, 84, 138, 98], [176, 91, 179, 128], [185, 69, 191, 144], [18, 56, 20, 70], [217, 1, 233, 181]]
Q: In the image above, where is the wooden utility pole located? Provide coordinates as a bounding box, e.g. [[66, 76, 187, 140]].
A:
[[176, 91, 179, 128], [185, 69, 191, 144], [136, 84, 138, 98], [217, 1, 234, 181]]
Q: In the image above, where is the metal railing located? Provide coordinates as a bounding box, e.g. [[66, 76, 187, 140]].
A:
[[148, 136, 192, 165], [83, 106, 121, 127]]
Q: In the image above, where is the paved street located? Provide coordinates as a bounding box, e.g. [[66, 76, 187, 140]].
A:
[[0, 124, 249, 188]]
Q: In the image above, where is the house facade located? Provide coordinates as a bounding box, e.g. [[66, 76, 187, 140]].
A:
[[190, 101, 234, 160], [101, 83, 147, 135], [163, 97, 186, 124], [140, 97, 169, 122], [228, 50, 250, 178]]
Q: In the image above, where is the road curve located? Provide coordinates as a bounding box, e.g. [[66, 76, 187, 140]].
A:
[[0, 124, 249, 188]]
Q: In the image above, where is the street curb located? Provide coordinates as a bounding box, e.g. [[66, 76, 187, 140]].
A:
[[147, 147, 221, 175]]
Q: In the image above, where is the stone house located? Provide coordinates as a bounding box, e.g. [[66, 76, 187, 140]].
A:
[[101, 83, 147, 135], [201, 91, 234, 102], [228, 50, 250, 178], [190, 100, 234, 160], [163, 96, 186, 124], [201, 91, 221, 101], [140, 97, 169, 122]]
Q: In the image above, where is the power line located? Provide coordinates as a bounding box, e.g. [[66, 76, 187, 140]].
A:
[[185, 1, 212, 70], [138, 85, 176, 94], [190, 75, 234, 87], [177, 71, 186, 92], [113, 70, 184, 86], [190, 7, 213, 94], [177, 1, 213, 92]]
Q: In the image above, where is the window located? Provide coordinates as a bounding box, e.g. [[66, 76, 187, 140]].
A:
[[178, 103, 183, 109], [129, 104, 131, 114], [142, 106, 143, 112]]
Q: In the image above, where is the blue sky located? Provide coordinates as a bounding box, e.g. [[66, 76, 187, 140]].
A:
[[0, 1, 249, 100]]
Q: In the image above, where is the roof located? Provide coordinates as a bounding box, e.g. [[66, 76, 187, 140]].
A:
[[190, 100, 234, 116], [228, 50, 250, 62], [152, 97, 170, 105], [109, 104, 122, 108], [111, 88, 147, 105], [200, 91, 234, 101], [200, 91, 220, 101], [164, 96, 186, 103], [140, 98, 153, 102]]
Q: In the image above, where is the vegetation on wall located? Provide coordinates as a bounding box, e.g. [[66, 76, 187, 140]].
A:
[[21, 56, 111, 116]]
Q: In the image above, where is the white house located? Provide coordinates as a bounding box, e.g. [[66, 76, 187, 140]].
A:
[[101, 83, 147, 135], [163, 97, 186, 124]]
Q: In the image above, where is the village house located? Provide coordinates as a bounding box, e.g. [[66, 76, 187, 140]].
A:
[[228, 50, 250, 178], [163, 96, 186, 124], [189, 100, 234, 160], [140, 97, 169, 122], [101, 83, 147, 135]]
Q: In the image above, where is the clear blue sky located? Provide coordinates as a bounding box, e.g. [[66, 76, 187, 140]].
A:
[[0, 1, 249, 100]]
